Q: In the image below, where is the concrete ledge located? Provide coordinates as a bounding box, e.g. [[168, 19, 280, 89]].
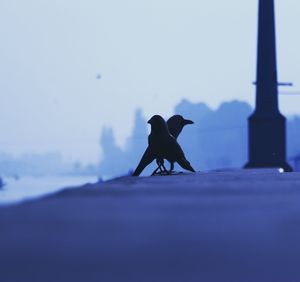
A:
[[1, 170, 300, 282]]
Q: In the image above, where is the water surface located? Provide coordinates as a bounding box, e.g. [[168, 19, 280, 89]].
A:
[[0, 176, 97, 205]]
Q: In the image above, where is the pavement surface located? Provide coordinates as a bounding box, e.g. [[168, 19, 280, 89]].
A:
[[1, 169, 300, 282]]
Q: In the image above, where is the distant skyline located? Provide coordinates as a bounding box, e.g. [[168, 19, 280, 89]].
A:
[[0, 1, 299, 163]]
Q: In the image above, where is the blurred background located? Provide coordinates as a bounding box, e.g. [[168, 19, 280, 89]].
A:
[[0, 1, 300, 201]]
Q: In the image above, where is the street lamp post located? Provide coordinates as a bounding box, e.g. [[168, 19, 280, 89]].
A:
[[245, 0, 292, 171]]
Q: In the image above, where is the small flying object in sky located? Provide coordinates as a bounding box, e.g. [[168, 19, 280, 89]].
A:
[[96, 74, 102, 80]]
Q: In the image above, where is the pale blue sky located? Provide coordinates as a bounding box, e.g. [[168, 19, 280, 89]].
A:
[[0, 0, 299, 163]]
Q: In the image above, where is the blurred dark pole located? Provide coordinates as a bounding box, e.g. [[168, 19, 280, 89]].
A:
[[245, 0, 292, 171]]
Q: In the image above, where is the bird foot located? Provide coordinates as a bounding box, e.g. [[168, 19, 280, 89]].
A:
[[152, 171, 169, 176], [152, 170, 183, 176], [169, 171, 183, 175]]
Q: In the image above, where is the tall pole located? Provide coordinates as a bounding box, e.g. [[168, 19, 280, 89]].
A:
[[245, 0, 292, 171]]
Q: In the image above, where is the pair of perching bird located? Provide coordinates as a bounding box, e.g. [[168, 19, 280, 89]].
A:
[[132, 115, 196, 176]]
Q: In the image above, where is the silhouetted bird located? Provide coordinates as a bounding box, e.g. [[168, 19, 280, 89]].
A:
[[162, 115, 194, 172], [132, 115, 195, 176]]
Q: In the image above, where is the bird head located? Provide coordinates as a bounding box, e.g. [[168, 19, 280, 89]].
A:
[[167, 115, 194, 139], [168, 115, 194, 126], [148, 115, 168, 133], [182, 117, 194, 126], [148, 115, 165, 125]]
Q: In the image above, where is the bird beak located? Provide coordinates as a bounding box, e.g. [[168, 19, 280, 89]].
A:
[[147, 119, 151, 124], [183, 119, 194, 125]]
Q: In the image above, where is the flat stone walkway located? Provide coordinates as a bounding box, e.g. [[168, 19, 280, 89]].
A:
[[1, 169, 300, 282]]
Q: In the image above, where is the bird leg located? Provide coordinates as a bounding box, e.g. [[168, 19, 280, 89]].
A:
[[151, 159, 169, 176], [160, 163, 168, 174], [168, 162, 175, 174], [151, 166, 162, 176]]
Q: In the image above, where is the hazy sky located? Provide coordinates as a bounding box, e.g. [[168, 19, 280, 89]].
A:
[[0, 0, 299, 164]]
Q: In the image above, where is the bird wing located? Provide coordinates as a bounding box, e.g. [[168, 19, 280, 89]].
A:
[[169, 137, 185, 159], [168, 138, 195, 173]]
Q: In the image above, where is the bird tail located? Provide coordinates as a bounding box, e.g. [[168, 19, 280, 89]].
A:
[[132, 148, 155, 176], [132, 166, 143, 176], [177, 158, 195, 173]]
